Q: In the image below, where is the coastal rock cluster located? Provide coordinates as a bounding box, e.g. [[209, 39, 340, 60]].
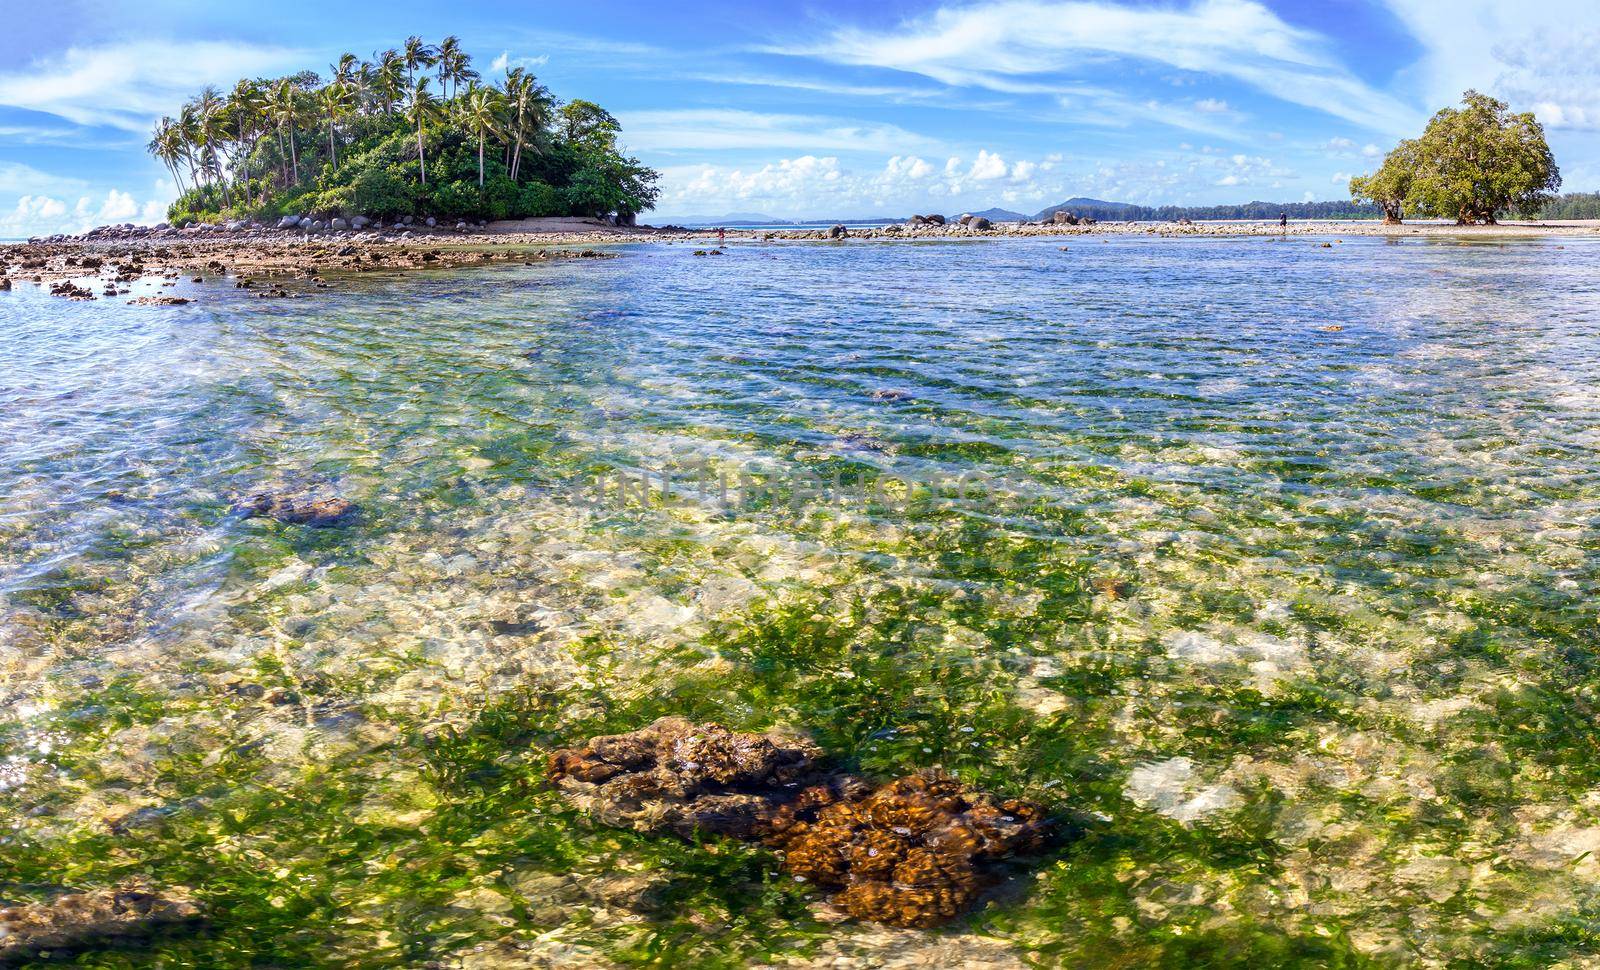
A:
[[235, 487, 358, 527], [0, 886, 202, 960], [546, 717, 1054, 927], [0, 239, 617, 304]]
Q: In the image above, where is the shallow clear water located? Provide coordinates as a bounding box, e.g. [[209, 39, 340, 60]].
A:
[[4, 234, 1600, 967]]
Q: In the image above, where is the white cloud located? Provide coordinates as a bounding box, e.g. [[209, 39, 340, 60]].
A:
[[1379, 1, 1597, 125], [1193, 98, 1230, 113], [685, 73, 941, 102], [782, 0, 1415, 132], [616, 109, 937, 153], [489, 51, 550, 74], [885, 155, 934, 179], [0, 40, 301, 132], [0, 182, 174, 237], [655, 149, 1072, 218], [969, 149, 1008, 180]]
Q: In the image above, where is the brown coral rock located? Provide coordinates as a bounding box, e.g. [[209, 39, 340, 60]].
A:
[[777, 773, 1049, 927], [547, 717, 848, 841], [235, 489, 357, 527], [548, 721, 1053, 928], [0, 887, 202, 959]]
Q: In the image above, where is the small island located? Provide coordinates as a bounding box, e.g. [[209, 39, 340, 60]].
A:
[[146, 36, 660, 229]]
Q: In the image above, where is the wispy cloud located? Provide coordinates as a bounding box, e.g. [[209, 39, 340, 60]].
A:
[[775, 0, 1414, 133], [684, 72, 945, 103], [0, 40, 302, 132], [617, 109, 940, 154], [489, 51, 550, 74], [0, 160, 87, 196]]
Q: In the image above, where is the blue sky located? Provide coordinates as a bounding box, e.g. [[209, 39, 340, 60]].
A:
[[3, 0, 1599, 231]]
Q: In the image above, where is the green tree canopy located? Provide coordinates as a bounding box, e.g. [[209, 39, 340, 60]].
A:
[[150, 37, 659, 226], [1351, 91, 1560, 224]]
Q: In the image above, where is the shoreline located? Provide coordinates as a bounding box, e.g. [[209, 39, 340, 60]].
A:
[[5, 217, 1596, 305]]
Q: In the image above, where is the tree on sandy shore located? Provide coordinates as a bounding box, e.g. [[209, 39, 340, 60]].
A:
[[1349, 139, 1416, 224], [1351, 91, 1560, 225]]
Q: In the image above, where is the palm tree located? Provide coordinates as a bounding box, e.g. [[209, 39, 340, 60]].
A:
[[502, 68, 553, 182], [228, 79, 267, 205], [403, 79, 441, 185], [269, 78, 302, 184], [195, 85, 229, 204], [177, 103, 203, 189], [458, 83, 504, 187], [351, 60, 374, 115], [148, 117, 187, 192], [436, 36, 464, 99], [403, 36, 434, 89], [330, 53, 358, 86], [320, 81, 353, 169], [373, 50, 404, 115]]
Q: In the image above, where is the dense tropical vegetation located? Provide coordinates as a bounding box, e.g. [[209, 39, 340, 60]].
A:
[[1351, 90, 1560, 224], [148, 37, 659, 226]]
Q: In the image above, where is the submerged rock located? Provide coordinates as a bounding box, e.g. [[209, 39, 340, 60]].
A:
[[781, 774, 1051, 927], [0, 886, 201, 959], [548, 716, 857, 840], [236, 489, 357, 527], [547, 718, 1053, 928]]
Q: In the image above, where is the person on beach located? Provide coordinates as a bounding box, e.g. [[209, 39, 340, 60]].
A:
[[1279, 212, 1288, 229], [718, 227, 726, 246]]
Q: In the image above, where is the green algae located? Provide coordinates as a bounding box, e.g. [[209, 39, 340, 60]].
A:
[[5, 237, 1600, 966]]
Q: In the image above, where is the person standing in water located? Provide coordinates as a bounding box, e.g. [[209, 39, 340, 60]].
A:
[[717, 227, 726, 247], [1279, 212, 1288, 229]]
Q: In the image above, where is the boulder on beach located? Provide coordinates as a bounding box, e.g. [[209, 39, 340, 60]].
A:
[[957, 213, 974, 226], [278, 215, 301, 230], [1052, 210, 1078, 225], [827, 224, 849, 239], [350, 215, 371, 229], [425, 217, 437, 228], [330, 217, 348, 231], [298, 217, 315, 230], [968, 216, 993, 231]]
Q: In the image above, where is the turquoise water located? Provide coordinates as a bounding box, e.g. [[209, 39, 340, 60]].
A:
[[4, 234, 1600, 966]]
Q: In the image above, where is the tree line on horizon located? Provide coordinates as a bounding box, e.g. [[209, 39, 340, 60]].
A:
[[146, 36, 659, 226]]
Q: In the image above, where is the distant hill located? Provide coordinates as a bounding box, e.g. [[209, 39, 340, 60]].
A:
[[1034, 198, 1144, 220], [1034, 198, 1375, 222], [969, 207, 1030, 222]]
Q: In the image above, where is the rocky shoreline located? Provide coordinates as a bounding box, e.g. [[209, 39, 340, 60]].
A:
[[752, 213, 1600, 241], [6, 214, 1595, 305], [0, 217, 655, 302]]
